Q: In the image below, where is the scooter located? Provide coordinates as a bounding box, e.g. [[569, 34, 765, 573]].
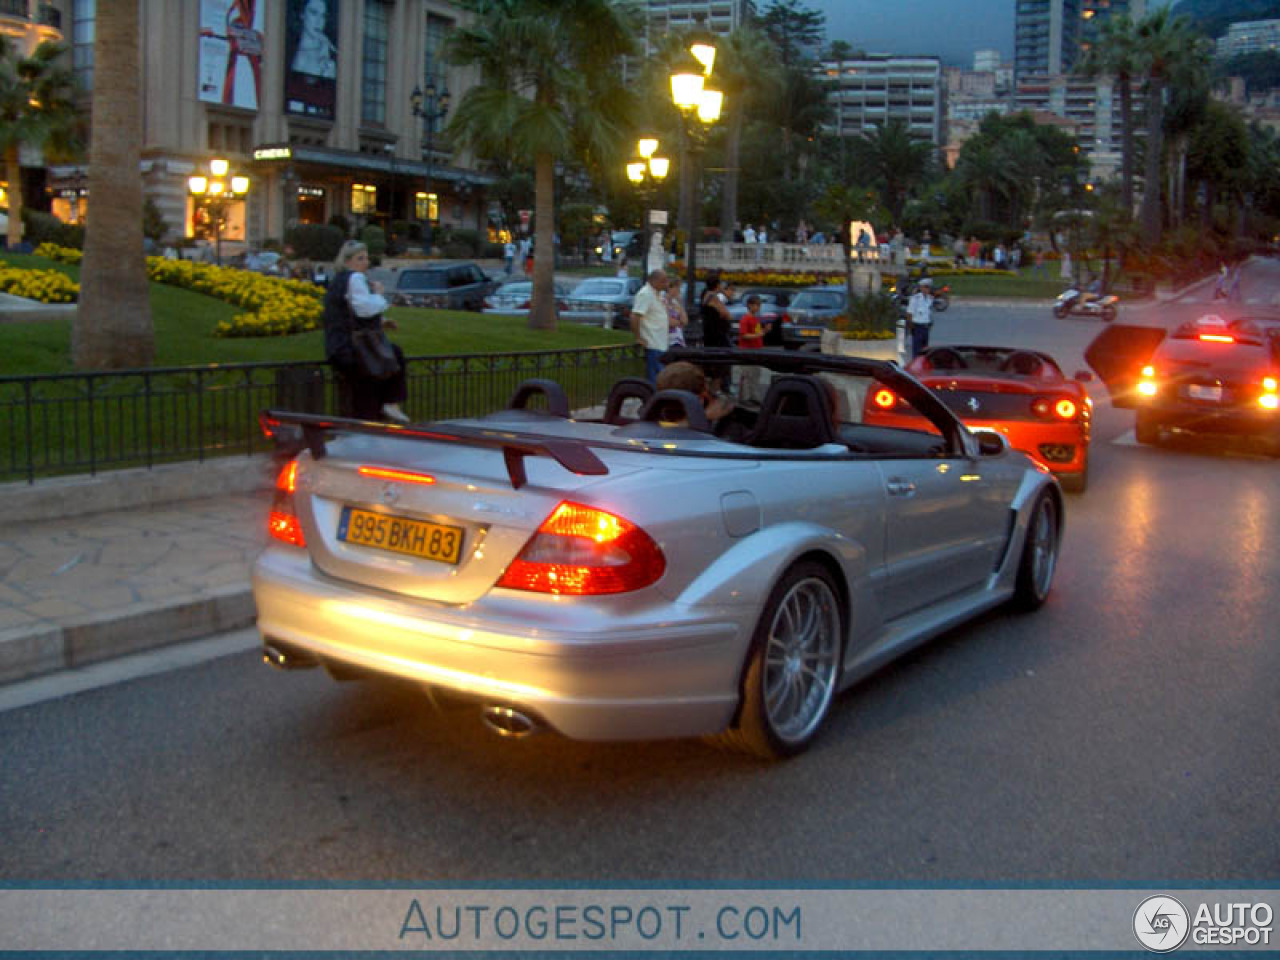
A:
[[892, 281, 952, 313], [1053, 287, 1117, 322]]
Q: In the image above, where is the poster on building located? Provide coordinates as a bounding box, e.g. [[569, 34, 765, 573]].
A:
[[285, 0, 338, 121], [198, 0, 264, 110]]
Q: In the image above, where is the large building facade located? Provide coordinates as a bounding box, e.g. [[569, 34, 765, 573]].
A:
[[821, 55, 945, 146], [29, 0, 492, 254], [1015, 0, 1146, 81]]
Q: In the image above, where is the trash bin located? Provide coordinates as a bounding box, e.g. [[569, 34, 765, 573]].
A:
[[274, 365, 326, 414]]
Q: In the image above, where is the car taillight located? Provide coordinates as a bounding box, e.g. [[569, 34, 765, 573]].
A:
[[1262, 376, 1279, 409], [496, 501, 665, 595], [781, 313, 792, 325], [872, 388, 898, 409], [1199, 333, 1234, 343], [1031, 396, 1079, 420], [268, 460, 306, 547], [1138, 364, 1158, 397]]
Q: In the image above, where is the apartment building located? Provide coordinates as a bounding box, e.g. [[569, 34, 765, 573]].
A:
[[1216, 19, 1280, 59], [16, 0, 492, 252], [821, 55, 945, 146]]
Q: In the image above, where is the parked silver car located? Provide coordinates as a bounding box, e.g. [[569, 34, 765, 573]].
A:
[[481, 279, 575, 317], [254, 349, 1062, 759], [559, 276, 644, 328]]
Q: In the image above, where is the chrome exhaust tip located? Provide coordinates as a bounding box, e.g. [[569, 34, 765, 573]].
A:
[[262, 641, 318, 671], [481, 704, 540, 739]]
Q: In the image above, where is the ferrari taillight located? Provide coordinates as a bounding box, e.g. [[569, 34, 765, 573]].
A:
[[1031, 396, 1079, 421], [268, 460, 306, 547], [1262, 376, 1279, 410], [872, 388, 898, 409], [1138, 364, 1158, 397], [496, 501, 665, 595]]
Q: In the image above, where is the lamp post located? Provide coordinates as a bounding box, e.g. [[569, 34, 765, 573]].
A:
[[188, 158, 249, 266], [411, 80, 451, 245], [626, 138, 670, 276], [668, 36, 723, 331]]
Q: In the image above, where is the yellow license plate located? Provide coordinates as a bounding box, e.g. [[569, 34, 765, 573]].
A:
[[799, 328, 820, 337], [338, 507, 463, 564]]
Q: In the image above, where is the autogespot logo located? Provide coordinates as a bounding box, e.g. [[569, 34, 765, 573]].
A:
[[1134, 895, 1191, 952]]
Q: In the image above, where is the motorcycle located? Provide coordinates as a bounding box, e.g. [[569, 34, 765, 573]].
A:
[[1053, 287, 1117, 322]]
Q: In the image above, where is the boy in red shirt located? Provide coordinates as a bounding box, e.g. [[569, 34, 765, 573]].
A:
[[738, 294, 767, 349]]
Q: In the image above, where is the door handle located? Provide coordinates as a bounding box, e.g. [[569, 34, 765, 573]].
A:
[[886, 478, 916, 497]]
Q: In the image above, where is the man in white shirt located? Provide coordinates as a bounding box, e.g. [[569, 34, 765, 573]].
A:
[[630, 269, 671, 383], [907, 277, 934, 359], [742, 224, 757, 245]]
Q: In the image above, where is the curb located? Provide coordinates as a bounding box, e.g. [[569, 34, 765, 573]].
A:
[[0, 585, 256, 686]]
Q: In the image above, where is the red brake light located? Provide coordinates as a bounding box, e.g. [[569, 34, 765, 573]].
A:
[[1032, 396, 1079, 420], [1054, 399, 1078, 420], [496, 501, 665, 595], [872, 388, 897, 409], [358, 465, 436, 485], [269, 461, 306, 547], [1199, 333, 1234, 343]]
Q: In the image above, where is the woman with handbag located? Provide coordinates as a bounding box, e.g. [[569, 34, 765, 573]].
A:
[[322, 240, 410, 423]]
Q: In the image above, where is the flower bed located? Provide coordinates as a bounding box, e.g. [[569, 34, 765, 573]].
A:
[[0, 265, 79, 303], [33, 243, 324, 337]]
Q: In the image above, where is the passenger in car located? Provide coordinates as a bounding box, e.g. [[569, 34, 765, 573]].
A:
[[654, 361, 735, 426]]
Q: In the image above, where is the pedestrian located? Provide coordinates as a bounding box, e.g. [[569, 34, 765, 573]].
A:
[[1228, 262, 1243, 301], [503, 239, 515, 274], [630, 269, 671, 384], [742, 224, 757, 245], [699, 272, 733, 391], [796, 220, 809, 244], [322, 240, 409, 424], [664, 280, 688, 348], [1034, 247, 1047, 279], [906, 277, 934, 359], [757, 224, 768, 244], [993, 243, 1006, 270], [616, 255, 629, 278], [967, 236, 981, 266]]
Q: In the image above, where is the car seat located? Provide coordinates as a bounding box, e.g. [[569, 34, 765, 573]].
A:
[[744, 375, 838, 449], [603, 377, 655, 425]]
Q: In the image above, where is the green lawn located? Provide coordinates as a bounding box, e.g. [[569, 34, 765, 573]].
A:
[[0, 253, 633, 377]]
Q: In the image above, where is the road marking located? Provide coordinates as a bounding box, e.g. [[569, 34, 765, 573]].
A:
[[0, 628, 261, 715]]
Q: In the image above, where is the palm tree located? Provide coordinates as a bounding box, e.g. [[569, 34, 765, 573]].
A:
[[447, 0, 638, 331], [712, 26, 778, 241], [1077, 13, 1140, 214], [1135, 9, 1199, 245], [852, 120, 932, 226], [0, 36, 78, 249], [72, 0, 154, 368]]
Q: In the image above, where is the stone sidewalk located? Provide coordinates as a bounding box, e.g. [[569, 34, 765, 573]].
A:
[[0, 459, 275, 686]]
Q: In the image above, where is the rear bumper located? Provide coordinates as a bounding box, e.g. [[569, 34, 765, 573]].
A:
[[251, 547, 747, 742], [1138, 400, 1279, 437]]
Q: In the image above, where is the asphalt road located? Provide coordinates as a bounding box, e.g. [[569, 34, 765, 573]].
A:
[[2, 268, 1278, 885]]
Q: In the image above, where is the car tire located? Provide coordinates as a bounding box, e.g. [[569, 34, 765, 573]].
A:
[[1012, 491, 1060, 611], [1135, 409, 1161, 445], [710, 561, 844, 760]]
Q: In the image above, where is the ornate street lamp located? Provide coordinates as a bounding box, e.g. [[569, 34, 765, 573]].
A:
[[626, 137, 670, 275], [188, 157, 249, 266], [411, 80, 451, 245], [668, 38, 723, 329]]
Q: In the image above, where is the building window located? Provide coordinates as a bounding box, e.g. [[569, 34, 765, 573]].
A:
[[351, 183, 378, 214], [73, 0, 95, 92], [415, 191, 438, 222], [424, 13, 452, 98], [362, 0, 390, 126]]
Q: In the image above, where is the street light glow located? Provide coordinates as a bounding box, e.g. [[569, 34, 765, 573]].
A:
[[690, 42, 716, 75], [210, 157, 229, 177], [626, 161, 646, 183], [637, 138, 659, 159], [649, 156, 670, 180], [188, 176, 208, 195], [671, 70, 704, 111], [697, 88, 723, 123]]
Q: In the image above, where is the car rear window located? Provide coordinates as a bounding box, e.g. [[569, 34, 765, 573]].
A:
[[794, 292, 843, 310], [397, 270, 449, 291], [573, 280, 624, 297]]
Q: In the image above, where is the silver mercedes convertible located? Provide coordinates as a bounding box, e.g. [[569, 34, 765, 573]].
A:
[[252, 349, 1062, 759]]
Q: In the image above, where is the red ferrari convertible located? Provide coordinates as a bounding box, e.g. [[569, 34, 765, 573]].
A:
[[863, 345, 1094, 492]]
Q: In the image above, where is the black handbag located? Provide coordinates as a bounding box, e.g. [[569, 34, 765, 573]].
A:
[[350, 327, 398, 380]]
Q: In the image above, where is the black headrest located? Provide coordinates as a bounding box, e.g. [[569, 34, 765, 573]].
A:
[[639, 389, 712, 432], [747, 375, 837, 449], [603, 377, 655, 425], [507, 378, 570, 417]]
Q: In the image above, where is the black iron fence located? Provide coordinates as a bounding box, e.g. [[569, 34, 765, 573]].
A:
[[0, 345, 643, 483]]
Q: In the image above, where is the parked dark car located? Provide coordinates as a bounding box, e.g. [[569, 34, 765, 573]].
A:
[[369, 262, 499, 311], [779, 286, 848, 348]]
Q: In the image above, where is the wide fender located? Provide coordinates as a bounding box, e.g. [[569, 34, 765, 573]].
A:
[[674, 521, 878, 623], [997, 470, 1064, 582]]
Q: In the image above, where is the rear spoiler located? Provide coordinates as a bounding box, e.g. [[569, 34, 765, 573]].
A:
[[259, 409, 607, 490]]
